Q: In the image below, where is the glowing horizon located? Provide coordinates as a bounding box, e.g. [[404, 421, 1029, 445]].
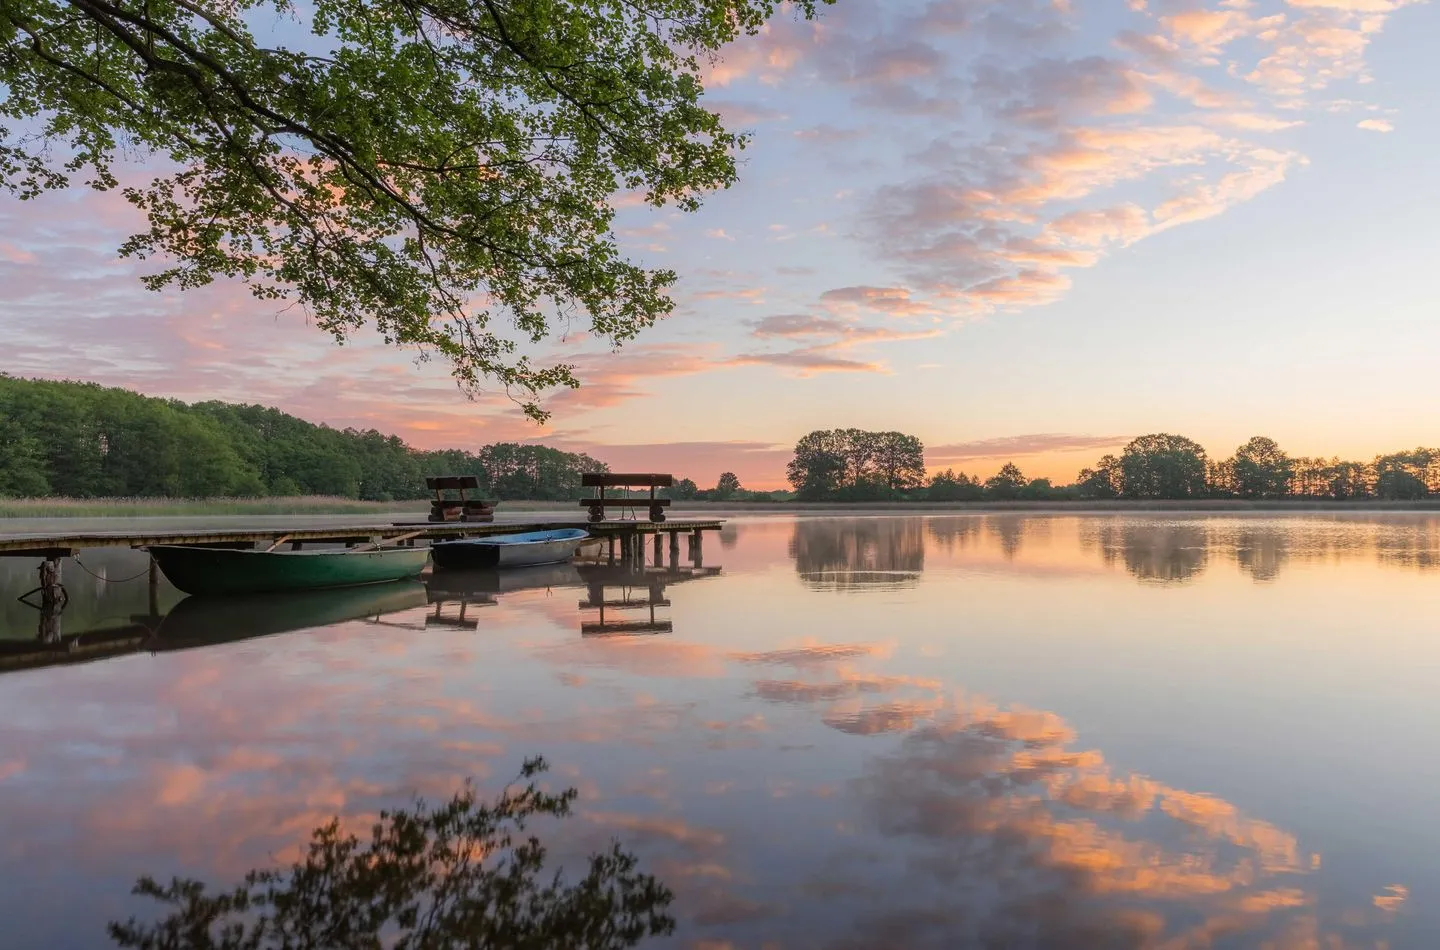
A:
[[2, 0, 1436, 491]]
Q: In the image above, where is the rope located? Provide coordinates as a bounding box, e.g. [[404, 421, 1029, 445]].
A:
[[70, 554, 153, 584]]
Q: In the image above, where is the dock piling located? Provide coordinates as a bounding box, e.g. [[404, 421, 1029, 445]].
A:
[[147, 554, 160, 616]]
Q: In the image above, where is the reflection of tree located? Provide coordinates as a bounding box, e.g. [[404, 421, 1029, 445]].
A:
[[109, 759, 673, 949], [790, 519, 925, 589], [985, 515, 1029, 562], [1084, 521, 1210, 584], [925, 516, 983, 552], [1232, 527, 1289, 582]]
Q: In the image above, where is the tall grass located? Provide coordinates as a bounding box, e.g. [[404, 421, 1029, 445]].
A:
[[0, 495, 430, 518]]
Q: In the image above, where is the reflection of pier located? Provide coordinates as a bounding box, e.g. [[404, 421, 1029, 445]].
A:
[[576, 562, 721, 637], [423, 563, 584, 629]]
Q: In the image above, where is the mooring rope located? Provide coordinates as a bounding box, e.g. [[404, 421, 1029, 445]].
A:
[[69, 554, 153, 585]]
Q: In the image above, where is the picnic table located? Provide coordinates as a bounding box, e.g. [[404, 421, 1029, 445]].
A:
[[579, 473, 673, 523], [426, 476, 494, 523]]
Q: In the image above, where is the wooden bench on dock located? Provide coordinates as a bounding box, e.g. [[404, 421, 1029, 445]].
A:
[[580, 473, 673, 523], [426, 476, 494, 523]]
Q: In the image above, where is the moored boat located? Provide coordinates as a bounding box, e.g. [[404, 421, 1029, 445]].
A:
[[148, 544, 430, 596], [430, 528, 591, 570]]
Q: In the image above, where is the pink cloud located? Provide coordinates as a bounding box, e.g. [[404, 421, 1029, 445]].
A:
[[725, 348, 887, 375], [928, 433, 1130, 463], [792, 124, 869, 143], [1357, 117, 1394, 132], [818, 285, 936, 318], [751, 314, 851, 338]]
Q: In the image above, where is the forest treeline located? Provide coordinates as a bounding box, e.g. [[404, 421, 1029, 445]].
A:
[[788, 429, 1440, 502], [0, 377, 608, 500], [2, 379, 1435, 503]]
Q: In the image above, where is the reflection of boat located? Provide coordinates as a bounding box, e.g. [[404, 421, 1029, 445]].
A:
[[0, 582, 427, 673], [431, 528, 591, 570], [149, 544, 430, 596], [425, 562, 584, 599], [154, 581, 428, 647], [423, 563, 584, 630]]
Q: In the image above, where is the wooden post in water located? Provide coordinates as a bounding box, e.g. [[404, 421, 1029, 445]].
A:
[[147, 554, 160, 617], [38, 557, 64, 611], [668, 531, 680, 569], [652, 534, 663, 566], [690, 530, 703, 568], [607, 535, 616, 565]]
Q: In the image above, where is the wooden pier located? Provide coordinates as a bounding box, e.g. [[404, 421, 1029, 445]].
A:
[[0, 518, 723, 618]]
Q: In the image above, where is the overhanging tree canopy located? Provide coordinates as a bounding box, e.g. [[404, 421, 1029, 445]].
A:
[[0, 0, 826, 419]]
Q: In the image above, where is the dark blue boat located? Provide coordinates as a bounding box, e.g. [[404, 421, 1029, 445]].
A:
[[431, 528, 591, 570]]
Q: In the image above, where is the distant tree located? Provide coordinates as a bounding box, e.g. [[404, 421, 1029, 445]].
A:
[[1325, 460, 1372, 500], [1119, 434, 1209, 499], [927, 469, 983, 502], [0, 415, 49, 496], [1372, 449, 1437, 500], [1230, 436, 1295, 498], [870, 432, 927, 492], [786, 432, 848, 500], [984, 462, 1028, 501], [786, 428, 926, 500], [1018, 477, 1056, 500], [1075, 455, 1122, 499], [715, 472, 741, 500], [667, 478, 699, 501]]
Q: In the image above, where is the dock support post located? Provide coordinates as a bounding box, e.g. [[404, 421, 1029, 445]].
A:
[[668, 531, 680, 569], [147, 554, 160, 617], [690, 531, 703, 567], [607, 535, 616, 565], [38, 557, 66, 611], [652, 534, 663, 566]]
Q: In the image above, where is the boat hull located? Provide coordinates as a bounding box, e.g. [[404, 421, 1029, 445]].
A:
[[149, 545, 430, 596], [431, 529, 590, 571]]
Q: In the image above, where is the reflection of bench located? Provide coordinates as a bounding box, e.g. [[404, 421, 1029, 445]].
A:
[[579, 473, 673, 523], [426, 476, 494, 523]]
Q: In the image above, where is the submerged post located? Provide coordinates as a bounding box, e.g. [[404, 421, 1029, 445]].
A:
[[38, 557, 65, 611], [652, 534, 663, 566], [147, 554, 160, 617]]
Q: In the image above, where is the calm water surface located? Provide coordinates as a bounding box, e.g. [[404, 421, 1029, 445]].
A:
[[2, 513, 1438, 948]]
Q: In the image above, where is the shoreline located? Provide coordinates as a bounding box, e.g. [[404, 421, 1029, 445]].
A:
[[0, 497, 1436, 536]]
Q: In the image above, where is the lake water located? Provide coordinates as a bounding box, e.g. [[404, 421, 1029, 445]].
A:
[[2, 513, 1437, 948]]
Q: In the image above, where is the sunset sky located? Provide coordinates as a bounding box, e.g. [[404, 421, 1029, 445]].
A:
[[1, 0, 1435, 489]]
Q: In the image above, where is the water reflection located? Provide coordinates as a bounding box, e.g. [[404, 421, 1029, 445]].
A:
[[110, 758, 675, 950], [1, 581, 427, 674], [0, 514, 1436, 947], [790, 518, 925, 589], [845, 704, 1337, 948], [776, 513, 1440, 587], [426, 563, 584, 628], [1084, 520, 1211, 584], [576, 562, 722, 637]]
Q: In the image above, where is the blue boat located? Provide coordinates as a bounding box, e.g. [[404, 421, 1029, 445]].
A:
[[431, 528, 591, 570]]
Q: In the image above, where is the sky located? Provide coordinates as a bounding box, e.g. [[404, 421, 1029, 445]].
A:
[[1, 0, 1436, 489]]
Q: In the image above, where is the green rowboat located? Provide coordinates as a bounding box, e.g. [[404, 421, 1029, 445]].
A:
[[148, 544, 429, 596]]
